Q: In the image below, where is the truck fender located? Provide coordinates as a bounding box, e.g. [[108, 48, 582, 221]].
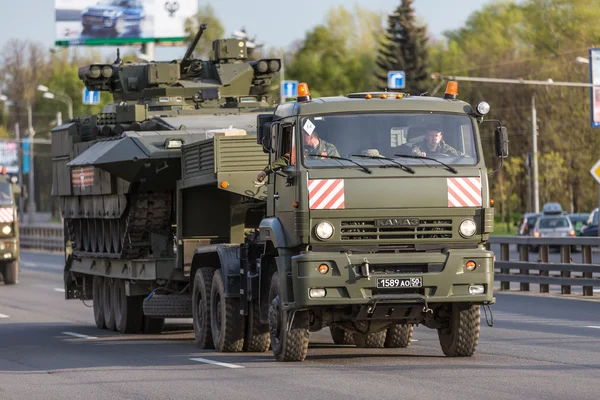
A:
[[191, 244, 241, 297], [259, 217, 288, 249]]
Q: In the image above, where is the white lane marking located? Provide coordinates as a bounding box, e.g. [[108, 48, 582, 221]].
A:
[[62, 332, 97, 339], [54, 288, 65, 293], [585, 326, 600, 329], [189, 357, 244, 369], [0, 313, 10, 318], [410, 339, 418, 342]]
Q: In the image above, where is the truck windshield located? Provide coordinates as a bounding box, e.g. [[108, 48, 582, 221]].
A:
[[300, 113, 478, 168], [0, 182, 12, 203]]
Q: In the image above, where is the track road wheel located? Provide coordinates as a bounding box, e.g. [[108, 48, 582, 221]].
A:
[[193, 268, 215, 349], [103, 278, 116, 331], [438, 304, 480, 357], [112, 280, 143, 334], [2, 261, 18, 285], [268, 272, 309, 362], [353, 331, 386, 348], [142, 315, 165, 334], [92, 276, 106, 330], [330, 327, 354, 345], [210, 270, 245, 352], [384, 323, 413, 348], [244, 302, 270, 352]]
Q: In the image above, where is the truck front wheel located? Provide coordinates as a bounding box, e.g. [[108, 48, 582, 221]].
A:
[[210, 270, 245, 352], [243, 302, 270, 352], [437, 304, 480, 357], [352, 331, 386, 348], [1, 261, 18, 285], [92, 276, 106, 329], [268, 272, 309, 361]]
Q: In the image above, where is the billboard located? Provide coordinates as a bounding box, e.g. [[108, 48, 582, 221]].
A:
[[0, 142, 19, 175], [55, 0, 198, 46], [590, 48, 600, 128]]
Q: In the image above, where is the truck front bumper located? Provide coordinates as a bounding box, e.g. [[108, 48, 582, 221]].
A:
[[290, 247, 494, 308]]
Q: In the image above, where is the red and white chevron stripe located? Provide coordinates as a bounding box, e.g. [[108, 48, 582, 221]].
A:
[[308, 179, 345, 210], [0, 207, 14, 223], [447, 177, 482, 207]]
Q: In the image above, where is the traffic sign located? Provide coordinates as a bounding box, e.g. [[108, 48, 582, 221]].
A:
[[589, 48, 600, 128], [388, 71, 405, 89], [82, 87, 100, 105], [590, 159, 600, 184], [281, 80, 298, 98]]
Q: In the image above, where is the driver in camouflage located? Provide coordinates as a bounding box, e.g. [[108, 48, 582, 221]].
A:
[[412, 123, 466, 157], [256, 130, 339, 182]]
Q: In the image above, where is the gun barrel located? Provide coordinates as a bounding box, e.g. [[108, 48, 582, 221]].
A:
[[184, 23, 208, 60]]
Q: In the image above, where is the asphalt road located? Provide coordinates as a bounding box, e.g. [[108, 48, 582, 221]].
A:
[[0, 251, 599, 400]]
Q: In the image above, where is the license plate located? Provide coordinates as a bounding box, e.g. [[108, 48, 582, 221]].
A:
[[377, 277, 423, 289]]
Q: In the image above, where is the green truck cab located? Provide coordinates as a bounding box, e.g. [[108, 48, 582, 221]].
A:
[[0, 172, 21, 285]]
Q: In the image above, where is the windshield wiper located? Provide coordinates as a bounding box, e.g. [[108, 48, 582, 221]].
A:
[[307, 154, 372, 174], [351, 154, 415, 174], [393, 153, 458, 174]]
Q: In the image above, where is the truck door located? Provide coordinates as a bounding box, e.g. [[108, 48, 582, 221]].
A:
[[272, 123, 297, 241]]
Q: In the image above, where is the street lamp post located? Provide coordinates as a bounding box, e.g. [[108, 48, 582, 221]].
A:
[[37, 85, 73, 120], [431, 73, 594, 214]]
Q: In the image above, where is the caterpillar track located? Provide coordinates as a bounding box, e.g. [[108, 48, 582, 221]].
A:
[[65, 193, 172, 259]]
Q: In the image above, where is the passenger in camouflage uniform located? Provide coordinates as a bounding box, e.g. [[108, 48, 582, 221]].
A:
[[411, 124, 466, 157], [256, 130, 340, 182]]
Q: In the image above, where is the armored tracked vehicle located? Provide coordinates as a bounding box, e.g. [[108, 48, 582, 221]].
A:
[[53, 25, 508, 360]]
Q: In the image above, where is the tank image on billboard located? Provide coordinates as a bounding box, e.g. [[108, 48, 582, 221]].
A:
[[55, 0, 198, 46]]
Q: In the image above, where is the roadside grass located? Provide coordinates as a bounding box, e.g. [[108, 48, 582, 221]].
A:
[[491, 222, 517, 236]]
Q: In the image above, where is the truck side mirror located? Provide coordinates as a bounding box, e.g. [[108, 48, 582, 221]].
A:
[[494, 126, 509, 158], [256, 113, 275, 154]]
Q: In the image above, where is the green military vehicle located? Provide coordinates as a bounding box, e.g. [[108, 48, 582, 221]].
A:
[[52, 25, 507, 361], [0, 170, 21, 285]]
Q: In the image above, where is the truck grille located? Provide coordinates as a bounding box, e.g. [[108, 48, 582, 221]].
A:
[[340, 219, 453, 241]]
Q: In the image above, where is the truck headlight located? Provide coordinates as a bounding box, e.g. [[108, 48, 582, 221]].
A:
[[2, 225, 11, 235], [314, 221, 334, 240], [459, 219, 477, 238]]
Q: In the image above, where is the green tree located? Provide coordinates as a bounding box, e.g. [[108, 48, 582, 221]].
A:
[[374, 0, 430, 94]]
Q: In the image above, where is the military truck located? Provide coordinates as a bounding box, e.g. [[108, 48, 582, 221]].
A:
[[53, 25, 508, 361], [0, 169, 21, 285]]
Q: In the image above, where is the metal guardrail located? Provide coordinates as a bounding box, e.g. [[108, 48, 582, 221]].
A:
[[19, 223, 65, 252], [488, 236, 600, 297]]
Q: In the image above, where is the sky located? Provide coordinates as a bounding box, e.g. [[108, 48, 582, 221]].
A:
[[0, 0, 497, 61]]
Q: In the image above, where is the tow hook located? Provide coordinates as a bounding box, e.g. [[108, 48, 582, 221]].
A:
[[360, 258, 371, 280], [483, 301, 494, 327]]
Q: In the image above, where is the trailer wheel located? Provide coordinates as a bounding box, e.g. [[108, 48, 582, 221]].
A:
[[142, 315, 165, 334], [330, 327, 354, 345], [243, 302, 270, 352], [210, 270, 245, 352], [268, 272, 309, 361], [112, 280, 143, 334], [1, 261, 18, 285], [103, 278, 116, 331], [438, 304, 480, 357], [193, 268, 215, 349], [384, 323, 413, 348], [353, 331, 386, 348], [92, 276, 106, 330]]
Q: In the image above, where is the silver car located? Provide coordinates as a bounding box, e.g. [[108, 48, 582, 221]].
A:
[[531, 215, 575, 251]]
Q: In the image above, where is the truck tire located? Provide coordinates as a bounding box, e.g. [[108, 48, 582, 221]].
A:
[[193, 268, 215, 349], [2, 261, 18, 285], [268, 272, 309, 361], [244, 302, 270, 352], [330, 327, 354, 345], [384, 323, 413, 348], [112, 280, 143, 334], [438, 304, 480, 357], [103, 278, 116, 331], [93, 276, 106, 330], [142, 315, 165, 334], [353, 331, 386, 348], [142, 294, 192, 318], [210, 270, 245, 352]]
